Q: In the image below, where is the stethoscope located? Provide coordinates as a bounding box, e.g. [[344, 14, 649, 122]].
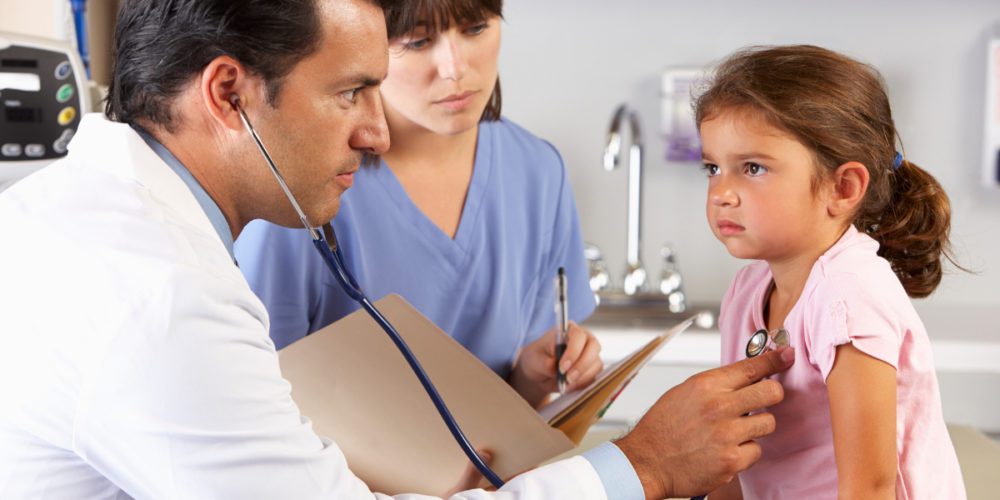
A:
[[690, 326, 789, 500], [230, 95, 505, 489], [745, 327, 789, 358]]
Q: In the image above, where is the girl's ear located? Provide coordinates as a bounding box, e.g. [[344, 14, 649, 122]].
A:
[[827, 161, 869, 219]]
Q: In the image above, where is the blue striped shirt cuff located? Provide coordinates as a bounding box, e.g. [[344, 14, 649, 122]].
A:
[[581, 441, 644, 500]]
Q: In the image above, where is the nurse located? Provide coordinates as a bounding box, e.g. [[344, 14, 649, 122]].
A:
[[236, 0, 602, 405]]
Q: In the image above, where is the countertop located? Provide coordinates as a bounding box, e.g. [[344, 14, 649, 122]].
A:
[[583, 301, 1000, 432], [585, 301, 1000, 374]]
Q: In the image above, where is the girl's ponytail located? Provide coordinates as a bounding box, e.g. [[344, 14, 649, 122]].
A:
[[859, 160, 953, 298]]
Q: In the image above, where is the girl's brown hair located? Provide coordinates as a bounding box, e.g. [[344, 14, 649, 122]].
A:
[[382, 0, 503, 121], [695, 45, 955, 298]]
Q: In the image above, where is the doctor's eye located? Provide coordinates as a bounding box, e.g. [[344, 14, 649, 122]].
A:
[[701, 163, 720, 177], [340, 88, 360, 104], [745, 162, 768, 176]]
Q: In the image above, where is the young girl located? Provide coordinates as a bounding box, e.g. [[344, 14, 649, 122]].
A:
[[696, 45, 966, 499]]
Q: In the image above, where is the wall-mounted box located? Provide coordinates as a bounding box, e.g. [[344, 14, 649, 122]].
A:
[[660, 67, 704, 162], [985, 37, 1000, 188]]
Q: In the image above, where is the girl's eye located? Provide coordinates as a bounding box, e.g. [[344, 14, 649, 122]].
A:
[[702, 163, 720, 177], [745, 162, 768, 176]]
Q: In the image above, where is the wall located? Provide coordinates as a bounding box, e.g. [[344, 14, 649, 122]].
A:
[[3, 0, 997, 308], [0, 0, 120, 86], [0, 0, 64, 41], [499, 0, 1000, 311]]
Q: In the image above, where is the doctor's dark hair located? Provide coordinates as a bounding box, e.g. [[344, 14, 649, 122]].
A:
[[695, 45, 957, 298], [382, 0, 504, 121], [106, 0, 390, 132]]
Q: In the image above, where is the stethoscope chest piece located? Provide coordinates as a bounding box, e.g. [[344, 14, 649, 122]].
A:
[[771, 328, 789, 348], [745, 327, 789, 358], [746, 329, 770, 358]]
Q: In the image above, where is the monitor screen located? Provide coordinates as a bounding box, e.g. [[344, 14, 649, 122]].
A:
[[1, 58, 39, 69], [0, 72, 42, 93]]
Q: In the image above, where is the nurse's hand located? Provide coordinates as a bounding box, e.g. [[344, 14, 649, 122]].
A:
[[614, 347, 794, 499], [508, 322, 603, 408]]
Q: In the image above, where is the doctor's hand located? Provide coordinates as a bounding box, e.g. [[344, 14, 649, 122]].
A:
[[443, 448, 494, 497], [508, 322, 603, 408], [615, 347, 794, 499]]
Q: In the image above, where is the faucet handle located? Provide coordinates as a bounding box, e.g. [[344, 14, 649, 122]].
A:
[[658, 244, 682, 294], [622, 262, 647, 296], [584, 242, 611, 293], [658, 243, 687, 313]]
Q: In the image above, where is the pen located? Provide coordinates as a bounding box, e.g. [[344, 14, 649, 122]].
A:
[[555, 267, 569, 394]]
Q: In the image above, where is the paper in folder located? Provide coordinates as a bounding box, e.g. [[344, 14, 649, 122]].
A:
[[278, 294, 692, 496]]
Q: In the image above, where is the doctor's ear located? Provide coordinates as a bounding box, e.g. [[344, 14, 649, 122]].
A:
[[826, 161, 870, 218], [198, 55, 259, 132]]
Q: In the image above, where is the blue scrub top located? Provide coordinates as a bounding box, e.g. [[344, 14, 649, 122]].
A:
[[235, 118, 595, 377]]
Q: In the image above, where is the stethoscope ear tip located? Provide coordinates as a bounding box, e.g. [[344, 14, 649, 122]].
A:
[[228, 94, 241, 108]]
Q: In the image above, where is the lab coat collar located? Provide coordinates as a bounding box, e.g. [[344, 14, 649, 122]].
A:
[[131, 125, 236, 261], [68, 113, 232, 262]]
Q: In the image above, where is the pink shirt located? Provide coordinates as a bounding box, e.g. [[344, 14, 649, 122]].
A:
[[720, 226, 966, 499]]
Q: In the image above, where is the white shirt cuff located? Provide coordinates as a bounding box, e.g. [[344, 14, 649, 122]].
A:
[[581, 441, 644, 500]]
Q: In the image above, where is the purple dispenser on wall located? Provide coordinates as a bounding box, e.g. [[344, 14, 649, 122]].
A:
[[660, 67, 704, 162]]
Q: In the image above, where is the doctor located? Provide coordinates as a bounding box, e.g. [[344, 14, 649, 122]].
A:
[[0, 0, 791, 498]]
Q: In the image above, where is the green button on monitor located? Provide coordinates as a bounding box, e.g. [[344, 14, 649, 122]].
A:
[[57, 84, 75, 103]]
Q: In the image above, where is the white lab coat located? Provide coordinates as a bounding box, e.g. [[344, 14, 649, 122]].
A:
[[0, 115, 610, 499]]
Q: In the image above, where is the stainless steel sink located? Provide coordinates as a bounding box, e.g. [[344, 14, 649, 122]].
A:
[[585, 291, 718, 331]]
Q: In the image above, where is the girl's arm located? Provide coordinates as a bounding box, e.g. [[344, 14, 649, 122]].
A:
[[827, 343, 897, 499]]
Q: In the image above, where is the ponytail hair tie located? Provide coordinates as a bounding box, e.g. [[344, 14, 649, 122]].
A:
[[892, 151, 904, 170]]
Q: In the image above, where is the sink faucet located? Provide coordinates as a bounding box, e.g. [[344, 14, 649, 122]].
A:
[[658, 243, 687, 313], [603, 104, 646, 295], [583, 242, 611, 294]]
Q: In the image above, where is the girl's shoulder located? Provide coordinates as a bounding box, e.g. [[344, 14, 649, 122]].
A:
[[808, 228, 905, 305], [795, 229, 916, 357]]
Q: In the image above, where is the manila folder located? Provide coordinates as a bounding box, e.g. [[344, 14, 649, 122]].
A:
[[277, 294, 574, 496], [539, 317, 695, 444]]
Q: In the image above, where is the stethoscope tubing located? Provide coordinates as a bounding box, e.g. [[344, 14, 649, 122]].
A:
[[231, 94, 504, 489], [312, 237, 504, 488]]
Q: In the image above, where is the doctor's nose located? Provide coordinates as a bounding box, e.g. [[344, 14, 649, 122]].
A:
[[350, 96, 390, 155], [435, 34, 468, 81]]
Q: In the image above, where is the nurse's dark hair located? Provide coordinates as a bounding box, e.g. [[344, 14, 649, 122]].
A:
[[105, 0, 394, 132], [382, 0, 504, 121], [695, 45, 960, 298]]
